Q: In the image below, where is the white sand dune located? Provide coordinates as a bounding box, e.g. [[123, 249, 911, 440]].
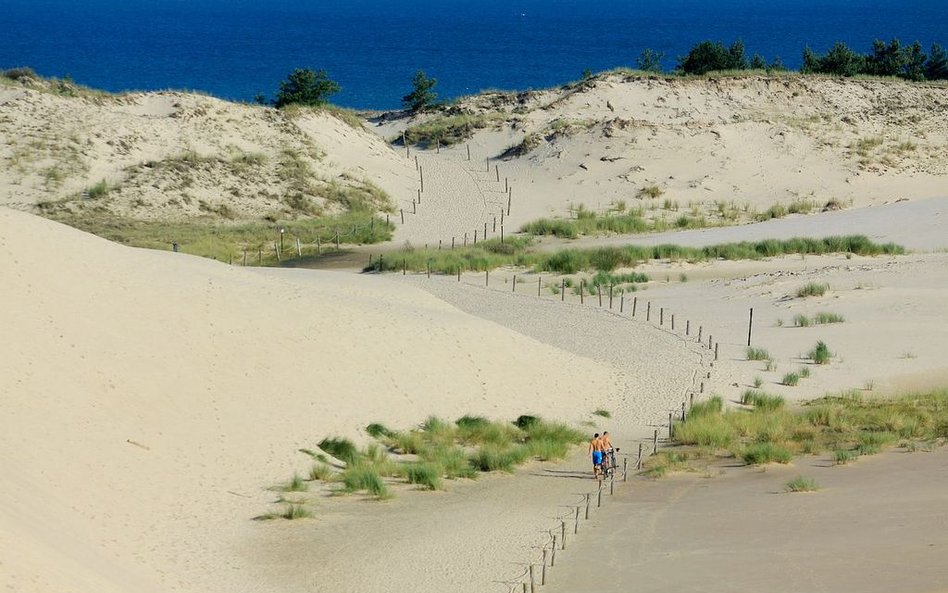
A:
[[0, 208, 648, 593]]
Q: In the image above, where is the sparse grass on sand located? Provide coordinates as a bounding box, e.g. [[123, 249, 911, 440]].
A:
[[785, 476, 820, 492], [644, 388, 948, 477], [797, 282, 829, 298], [746, 347, 771, 361], [593, 409, 612, 418], [275, 414, 587, 508], [46, 209, 394, 265], [402, 112, 505, 147], [374, 235, 903, 275]]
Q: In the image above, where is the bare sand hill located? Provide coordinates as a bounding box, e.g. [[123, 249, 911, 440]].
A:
[[2, 208, 689, 593], [373, 74, 948, 245], [0, 75, 416, 223]]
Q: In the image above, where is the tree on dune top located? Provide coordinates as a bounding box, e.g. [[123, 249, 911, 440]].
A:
[[402, 70, 438, 113], [274, 68, 340, 108]]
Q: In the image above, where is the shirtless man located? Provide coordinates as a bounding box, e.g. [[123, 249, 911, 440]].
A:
[[588, 433, 605, 478], [600, 431, 615, 473]]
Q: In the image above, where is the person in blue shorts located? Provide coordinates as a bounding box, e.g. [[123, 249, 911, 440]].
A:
[[588, 433, 604, 478]]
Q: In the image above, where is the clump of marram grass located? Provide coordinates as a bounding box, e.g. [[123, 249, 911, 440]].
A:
[[800, 367, 811, 379], [309, 463, 337, 481], [834, 449, 858, 465], [813, 312, 845, 324], [741, 390, 785, 411], [282, 503, 312, 519], [405, 463, 443, 490], [283, 473, 308, 492], [783, 372, 800, 387], [470, 444, 530, 472], [809, 341, 832, 364], [785, 476, 820, 492], [318, 437, 361, 464], [753, 376, 764, 388], [366, 423, 394, 438], [746, 347, 771, 361], [741, 442, 793, 465], [797, 282, 829, 298], [593, 409, 612, 418], [341, 463, 391, 498]]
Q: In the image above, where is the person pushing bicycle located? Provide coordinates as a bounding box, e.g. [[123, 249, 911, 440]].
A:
[[588, 433, 605, 478]]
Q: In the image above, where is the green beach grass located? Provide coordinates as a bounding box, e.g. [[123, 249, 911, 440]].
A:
[[644, 388, 948, 477], [371, 235, 904, 275]]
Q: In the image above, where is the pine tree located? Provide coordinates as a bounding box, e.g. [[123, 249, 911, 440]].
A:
[[274, 68, 340, 108], [402, 71, 438, 113]]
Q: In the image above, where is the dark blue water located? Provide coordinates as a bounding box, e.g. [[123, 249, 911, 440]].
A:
[[2, 0, 945, 109]]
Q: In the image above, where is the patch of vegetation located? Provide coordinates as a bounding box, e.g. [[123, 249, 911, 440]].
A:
[[741, 390, 786, 411], [274, 68, 340, 108], [785, 476, 820, 492], [638, 185, 664, 199], [742, 442, 794, 465], [318, 437, 360, 465], [405, 463, 443, 490], [809, 341, 832, 365], [783, 372, 800, 387], [282, 473, 308, 492], [378, 235, 904, 275], [797, 282, 829, 298], [746, 347, 771, 361], [593, 409, 611, 418], [341, 463, 392, 498], [403, 112, 504, 147], [366, 423, 394, 438], [308, 463, 337, 481], [652, 388, 948, 478]]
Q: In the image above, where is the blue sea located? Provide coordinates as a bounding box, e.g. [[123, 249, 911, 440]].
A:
[[2, 0, 945, 109]]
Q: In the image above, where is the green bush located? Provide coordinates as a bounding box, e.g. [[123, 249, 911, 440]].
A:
[[678, 40, 750, 75], [274, 68, 340, 108], [783, 372, 800, 387], [834, 449, 857, 465], [514, 415, 540, 430]]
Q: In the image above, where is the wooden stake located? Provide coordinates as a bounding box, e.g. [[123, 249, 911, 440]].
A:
[[748, 307, 754, 347], [512, 275, 517, 292], [633, 297, 638, 316], [400, 209, 404, 224], [541, 550, 547, 585], [574, 506, 580, 534], [653, 429, 658, 454], [485, 270, 489, 286], [647, 301, 651, 321], [715, 342, 719, 360], [466, 144, 471, 160], [580, 281, 585, 304], [561, 520, 566, 549], [671, 314, 675, 331], [686, 319, 690, 335], [620, 294, 625, 312], [609, 284, 614, 308], [561, 278, 566, 301], [537, 276, 542, 297], [585, 494, 590, 519], [636, 444, 643, 470]]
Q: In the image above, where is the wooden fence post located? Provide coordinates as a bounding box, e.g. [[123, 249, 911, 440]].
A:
[[671, 314, 675, 331], [551, 536, 557, 566], [647, 301, 651, 321], [495, 165, 500, 183], [580, 281, 585, 304], [632, 297, 637, 316], [715, 342, 719, 360], [400, 209, 404, 224], [609, 284, 614, 308], [512, 275, 517, 292], [668, 412, 673, 438], [748, 307, 754, 346], [636, 443, 643, 470], [537, 276, 542, 297], [574, 507, 579, 534], [485, 270, 489, 286], [653, 429, 658, 454], [561, 278, 566, 301], [686, 319, 690, 335], [585, 494, 590, 519], [620, 294, 625, 312], [660, 307, 664, 326], [466, 144, 471, 161], [541, 550, 547, 585], [529, 565, 535, 593]]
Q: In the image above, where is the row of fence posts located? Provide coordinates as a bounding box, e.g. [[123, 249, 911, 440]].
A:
[[399, 136, 514, 252]]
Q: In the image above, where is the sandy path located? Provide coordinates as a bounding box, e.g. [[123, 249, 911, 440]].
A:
[[399, 273, 708, 430], [545, 449, 948, 593], [393, 152, 509, 246], [549, 196, 948, 252]]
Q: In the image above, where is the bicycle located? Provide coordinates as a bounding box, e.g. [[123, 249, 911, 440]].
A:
[[600, 448, 619, 479]]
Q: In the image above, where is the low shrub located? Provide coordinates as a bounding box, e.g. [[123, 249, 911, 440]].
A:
[[470, 444, 529, 472], [366, 423, 394, 438], [834, 449, 857, 465], [783, 372, 800, 387]]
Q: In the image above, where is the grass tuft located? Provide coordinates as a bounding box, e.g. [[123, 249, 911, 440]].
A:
[[741, 390, 786, 411], [593, 409, 612, 418], [797, 282, 829, 298], [318, 437, 360, 464], [782, 372, 800, 387], [405, 463, 443, 490], [746, 347, 771, 361], [341, 464, 391, 498], [785, 476, 820, 492], [741, 442, 793, 465], [366, 423, 394, 438], [809, 341, 832, 365], [833, 449, 857, 465]]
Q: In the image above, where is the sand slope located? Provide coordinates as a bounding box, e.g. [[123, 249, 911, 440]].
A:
[[0, 208, 625, 593]]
